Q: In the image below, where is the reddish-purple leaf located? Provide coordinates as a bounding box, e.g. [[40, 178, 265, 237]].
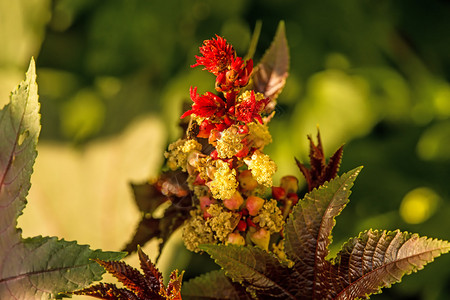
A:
[[296, 130, 344, 192], [332, 230, 450, 299], [73, 282, 140, 300]]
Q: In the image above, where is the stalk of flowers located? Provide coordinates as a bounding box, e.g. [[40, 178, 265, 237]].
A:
[[164, 35, 298, 255]]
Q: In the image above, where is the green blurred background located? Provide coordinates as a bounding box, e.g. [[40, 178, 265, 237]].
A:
[[2, 0, 450, 299]]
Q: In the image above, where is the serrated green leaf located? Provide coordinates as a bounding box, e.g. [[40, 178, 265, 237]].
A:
[[182, 270, 253, 300], [332, 229, 450, 299], [250, 20, 289, 112], [284, 167, 362, 298], [200, 244, 295, 299], [0, 58, 126, 299]]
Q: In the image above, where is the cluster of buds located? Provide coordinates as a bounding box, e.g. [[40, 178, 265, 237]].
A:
[[165, 35, 299, 253]]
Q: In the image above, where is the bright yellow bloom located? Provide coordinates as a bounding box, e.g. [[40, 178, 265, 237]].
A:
[[253, 199, 284, 233], [244, 150, 277, 187], [207, 160, 238, 200], [216, 125, 243, 158], [165, 138, 202, 171], [182, 209, 216, 253], [248, 122, 272, 149]]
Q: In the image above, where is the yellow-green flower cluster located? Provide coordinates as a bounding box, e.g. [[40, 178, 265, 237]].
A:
[[248, 122, 272, 149], [207, 160, 238, 200], [182, 209, 216, 252], [182, 205, 240, 252], [216, 125, 243, 158], [244, 150, 277, 187], [165, 139, 202, 171], [206, 204, 240, 242], [253, 199, 284, 233]]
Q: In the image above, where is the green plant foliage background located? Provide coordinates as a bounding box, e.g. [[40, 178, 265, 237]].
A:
[[1, 0, 449, 299]]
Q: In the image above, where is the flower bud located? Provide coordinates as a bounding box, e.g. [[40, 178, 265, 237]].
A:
[[249, 228, 270, 250], [237, 220, 247, 231], [238, 170, 258, 191], [245, 196, 265, 216], [272, 186, 286, 200], [226, 232, 245, 246], [223, 191, 244, 211], [199, 196, 215, 212], [280, 175, 299, 194]]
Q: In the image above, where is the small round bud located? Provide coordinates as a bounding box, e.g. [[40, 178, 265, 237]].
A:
[[249, 228, 270, 250], [238, 170, 258, 191], [223, 191, 244, 211], [246, 196, 265, 216], [226, 232, 246, 246]]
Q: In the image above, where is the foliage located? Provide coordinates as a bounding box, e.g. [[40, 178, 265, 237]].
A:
[[1, 2, 450, 298], [125, 25, 449, 300], [0, 59, 125, 299], [183, 168, 450, 299], [73, 246, 183, 300]]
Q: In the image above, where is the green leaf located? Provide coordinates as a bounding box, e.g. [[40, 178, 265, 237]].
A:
[[284, 167, 362, 298], [200, 244, 294, 299], [333, 229, 450, 299], [182, 270, 253, 300], [250, 20, 289, 113], [0, 58, 125, 299]]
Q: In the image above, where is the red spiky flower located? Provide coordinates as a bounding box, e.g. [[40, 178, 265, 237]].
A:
[[180, 86, 227, 119], [235, 91, 270, 124], [191, 35, 235, 75]]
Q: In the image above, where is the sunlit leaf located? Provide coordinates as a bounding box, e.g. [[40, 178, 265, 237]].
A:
[[332, 229, 450, 299], [283, 167, 362, 298], [0, 59, 125, 299]]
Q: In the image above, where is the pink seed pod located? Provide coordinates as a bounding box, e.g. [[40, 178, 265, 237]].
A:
[[226, 232, 246, 246], [238, 170, 258, 191], [223, 191, 244, 211], [249, 228, 270, 250], [245, 196, 265, 216]]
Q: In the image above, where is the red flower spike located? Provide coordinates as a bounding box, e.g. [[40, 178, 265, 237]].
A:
[[191, 35, 235, 75], [181, 87, 227, 119], [235, 90, 270, 124], [232, 57, 253, 87]]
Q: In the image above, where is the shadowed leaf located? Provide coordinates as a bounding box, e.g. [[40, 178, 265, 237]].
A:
[[124, 170, 193, 256], [249, 21, 289, 113], [0, 59, 126, 299]]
